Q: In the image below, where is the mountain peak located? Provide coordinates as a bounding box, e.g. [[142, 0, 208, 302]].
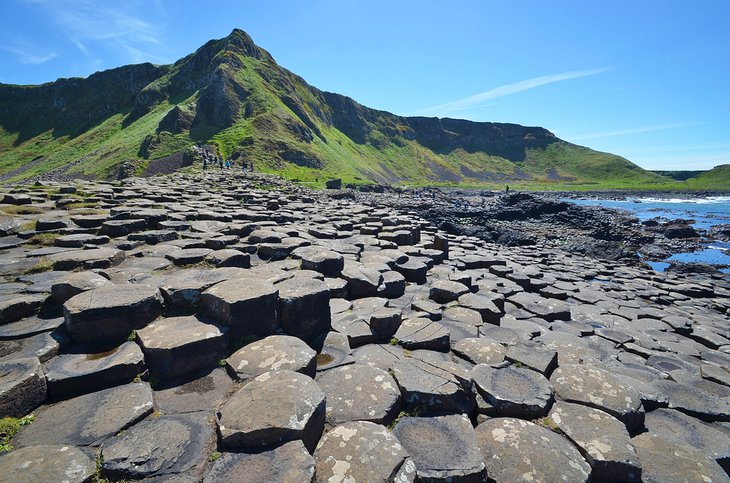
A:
[[218, 28, 266, 60]]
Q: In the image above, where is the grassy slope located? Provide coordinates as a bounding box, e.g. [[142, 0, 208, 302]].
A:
[[1, 43, 726, 191]]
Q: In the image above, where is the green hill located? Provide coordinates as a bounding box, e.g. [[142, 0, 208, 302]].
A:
[[0, 29, 671, 188], [683, 164, 730, 189]]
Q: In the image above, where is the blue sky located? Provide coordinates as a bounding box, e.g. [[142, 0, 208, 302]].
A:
[[1, 0, 729, 171]]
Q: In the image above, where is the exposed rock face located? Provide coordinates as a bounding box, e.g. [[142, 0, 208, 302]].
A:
[[0, 171, 728, 480]]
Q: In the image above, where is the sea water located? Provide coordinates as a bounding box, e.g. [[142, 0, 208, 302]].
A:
[[565, 196, 730, 273]]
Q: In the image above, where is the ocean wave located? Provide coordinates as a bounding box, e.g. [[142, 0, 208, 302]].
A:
[[637, 196, 730, 204]]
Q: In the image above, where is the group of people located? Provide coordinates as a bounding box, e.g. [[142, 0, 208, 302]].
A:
[[202, 156, 254, 172]]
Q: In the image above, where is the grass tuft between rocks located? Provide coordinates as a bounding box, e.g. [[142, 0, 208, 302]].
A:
[[533, 416, 560, 433], [22, 257, 54, 274], [0, 414, 35, 452]]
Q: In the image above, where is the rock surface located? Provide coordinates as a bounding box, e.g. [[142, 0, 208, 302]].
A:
[[0, 445, 96, 483]]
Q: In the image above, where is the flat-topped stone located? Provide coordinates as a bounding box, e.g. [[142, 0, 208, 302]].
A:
[[0, 445, 95, 483], [393, 414, 487, 482], [452, 337, 506, 365], [204, 440, 314, 483], [316, 363, 400, 426], [293, 246, 345, 276], [63, 284, 164, 344], [137, 315, 229, 380], [314, 421, 408, 483], [277, 277, 331, 343], [472, 363, 554, 418], [0, 315, 62, 340], [50, 271, 111, 303], [226, 335, 316, 380], [550, 401, 642, 482], [0, 357, 46, 418], [550, 364, 645, 431], [44, 341, 144, 399], [217, 370, 325, 452], [102, 411, 213, 480], [391, 357, 474, 415], [475, 418, 591, 483], [393, 317, 450, 351], [15, 382, 154, 447], [201, 278, 279, 338]]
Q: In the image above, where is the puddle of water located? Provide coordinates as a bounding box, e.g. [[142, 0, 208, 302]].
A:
[[85, 347, 119, 361], [316, 353, 335, 367]]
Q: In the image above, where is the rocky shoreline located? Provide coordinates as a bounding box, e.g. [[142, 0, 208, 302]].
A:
[[0, 171, 728, 482]]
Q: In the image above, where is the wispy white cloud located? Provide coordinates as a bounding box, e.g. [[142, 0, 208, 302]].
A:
[[414, 67, 611, 116], [25, 0, 170, 64], [568, 122, 699, 142], [1, 42, 57, 64]]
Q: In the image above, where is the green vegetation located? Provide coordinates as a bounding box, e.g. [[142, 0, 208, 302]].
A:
[[22, 257, 54, 274], [0, 205, 45, 215], [533, 416, 560, 433], [25, 232, 59, 246], [0, 414, 35, 452], [208, 451, 222, 462], [1, 29, 727, 191]]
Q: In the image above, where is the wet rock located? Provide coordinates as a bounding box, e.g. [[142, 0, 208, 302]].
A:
[[0, 357, 46, 417], [314, 421, 407, 482], [201, 278, 279, 338], [316, 364, 400, 426], [475, 417, 591, 483], [63, 284, 164, 344], [393, 414, 487, 482], [137, 315, 229, 380], [277, 277, 331, 343], [102, 412, 213, 480], [550, 401, 642, 482], [204, 440, 314, 483], [632, 431, 727, 483], [0, 445, 95, 483], [550, 364, 645, 431], [44, 341, 144, 399], [16, 382, 154, 447], [226, 335, 316, 380], [472, 364, 554, 418], [217, 370, 325, 452]]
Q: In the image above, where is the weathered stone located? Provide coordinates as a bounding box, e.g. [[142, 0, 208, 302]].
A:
[[0, 329, 66, 363], [99, 218, 147, 237], [550, 401, 642, 482], [200, 279, 279, 338], [217, 370, 325, 452], [103, 412, 213, 480], [204, 440, 314, 483], [293, 246, 345, 276], [644, 408, 730, 471], [452, 337, 506, 365], [340, 262, 382, 299], [226, 335, 316, 380], [475, 418, 591, 482], [44, 341, 145, 399], [63, 284, 164, 344], [0, 294, 46, 324], [315, 331, 354, 372], [508, 292, 571, 321], [377, 270, 406, 298], [0, 445, 95, 483], [550, 364, 645, 431], [16, 382, 154, 447], [137, 315, 229, 380], [154, 367, 233, 415], [393, 317, 450, 350], [316, 364, 400, 426], [277, 277, 331, 343], [429, 279, 470, 304], [314, 421, 407, 483], [204, 249, 250, 268], [650, 379, 730, 422], [158, 268, 244, 309], [632, 431, 727, 483], [50, 271, 111, 303], [457, 292, 502, 324], [472, 364, 554, 418], [54, 233, 110, 247], [0, 357, 46, 417], [505, 341, 558, 376], [393, 414, 487, 482], [391, 358, 474, 415], [0, 315, 63, 340], [166, 248, 213, 266]]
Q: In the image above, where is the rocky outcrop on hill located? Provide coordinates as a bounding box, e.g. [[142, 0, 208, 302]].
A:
[[0, 170, 728, 481]]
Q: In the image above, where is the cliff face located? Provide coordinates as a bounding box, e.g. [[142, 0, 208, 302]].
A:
[[0, 29, 665, 186]]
